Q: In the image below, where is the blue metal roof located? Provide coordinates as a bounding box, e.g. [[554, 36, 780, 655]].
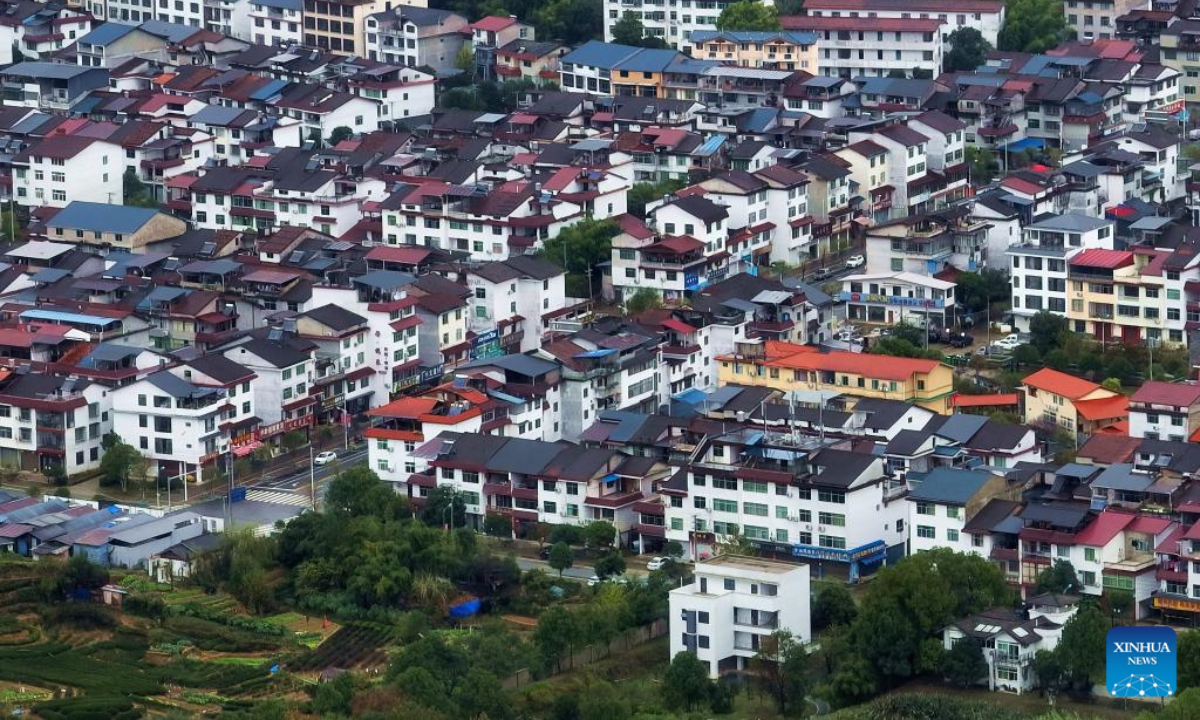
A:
[[693, 134, 727, 157], [250, 79, 288, 102], [689, 30, 817, 45], [20, 309, 121, 328], [574, 348, 617, 358], [252, 0, 301, 8], [49, 201, 158, 235], [562, 41, 644, 70], [614, 48, 681, 73], [78, 22, 138, 46]]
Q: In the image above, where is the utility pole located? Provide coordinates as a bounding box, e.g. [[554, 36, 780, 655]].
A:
[[309, 441, 317, 510]]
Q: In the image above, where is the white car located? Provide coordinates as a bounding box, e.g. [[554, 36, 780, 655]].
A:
[[992, 335, 1022, 350], [646, 557, 669, 571], [314, 451, 338, 466], [586, 575, 602, 587], [845, 254, 865, 269]]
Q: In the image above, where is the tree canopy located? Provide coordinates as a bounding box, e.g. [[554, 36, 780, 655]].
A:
[[628, 178, 686, 218], [944, 28, 992, 73], [998, 0, 1069, 53], [1036, 560, 1079, 594], [537, 218, 620, 298], [1029, 310, 1069, 356], [716, 1, 781, 31], [99, 434, 148, 491], [611, 12, 670, 48]]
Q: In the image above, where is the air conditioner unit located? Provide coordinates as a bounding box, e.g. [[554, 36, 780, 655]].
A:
[[788, 515, 801, 523], [818, 525, 827, 532], [804, 523, 812, 531]]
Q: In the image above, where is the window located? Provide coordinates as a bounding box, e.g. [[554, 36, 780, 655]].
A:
[[818, 489, 845, 504], [1103, 574, 1134, 591], [712, 499, 737, 513], [744, 502, 768, 517], [947, 529, 959, 542], [916, 502, 934, 515], [742, 480, 768, 493], [917, 525, 935, 539], [818, 512, 845, 526], [1084, 547, 1097, 562]]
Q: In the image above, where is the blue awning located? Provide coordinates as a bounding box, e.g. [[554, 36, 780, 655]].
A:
[[574, 348, 617, 358], [1004, 138, 1046, 152]]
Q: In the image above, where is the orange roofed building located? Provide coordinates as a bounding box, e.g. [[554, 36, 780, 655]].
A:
[[715, 341, 955, 413], [1020, 368, 1128, 441]]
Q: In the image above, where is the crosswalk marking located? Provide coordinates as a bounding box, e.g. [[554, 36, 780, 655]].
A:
[[245, 489, 312, 508]]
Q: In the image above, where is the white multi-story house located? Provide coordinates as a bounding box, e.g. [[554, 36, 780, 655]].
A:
[[0, 373, 111, 477], [664, 440, 906, 581], [849, 123, 931, 217], [364, 6, 468, 72], [463, 256, 568, 355], [111, 371, 231, 484], [670, 556, 811, 678], [782, 15, 943, 79], [603, 0, 768, 49], [1008, 212, 1115, 332], [942, 600, 1075, 694], [310, 277, 423, 399], [222, 337, 315, 428], [169, 354, 259, 451], [803, 0, 1006, 46], [247, 0, 302, 46], [12, 137, 122, 209], [294, 304, 376, 420], [1127, 381, 1200, 442], [908, 467, 1012, 554]]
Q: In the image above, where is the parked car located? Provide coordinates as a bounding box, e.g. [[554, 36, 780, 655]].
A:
[[992, 334, 1022, 350], [586, 575, 602, 587], [845, 254, 865, 269], [314, 451, 338, 466], [646, 557, 669, 571], [948, 333, 974, 348], [813, 267, 833, 281], [538, 546, 553, 560]]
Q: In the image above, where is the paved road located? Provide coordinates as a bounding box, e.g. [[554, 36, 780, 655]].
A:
[[239, 446, 370, 506], [515, 556, 653, 581]]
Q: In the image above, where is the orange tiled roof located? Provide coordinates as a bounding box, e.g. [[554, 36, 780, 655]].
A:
[[1074, 395, 1130, 422], [1022, 368, 1103, 400]]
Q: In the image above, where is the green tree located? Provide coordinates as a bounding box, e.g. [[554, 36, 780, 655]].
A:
[[1056, 603, 1108, 685], [534, 605, 579, 672], [325, 465, 408, 519], [954, 268, 1009, 313], [532, 0, 605, 46], [1029, 310, 1068, 355], [483, 512, 511, 538], [823, 651, 878, 707], [1012, 343, 1041, 367], [628, 178, 686, 217], [944, 27, 992, 72], [716, 0, 781, 31], [313, 671, 357, 716], [813, 583, 858, 630], [1036, 560, 1079, 594], [941, 638, 986, 687], [578, 681, 633, 720], [594, 551, 625, 579], [419, 485, 467, 529], [328, 126, 354, 144], [549, 524, 585, 546], [664, 540, 685, 559], [754, 629, 809, 715], [1180, 631, 1200, 691], [584, 520, 617, 550], [625, 288, 663, 314], [611, 12, 642, 44], [998, 0, 1069, 53], [455, 43, 474, 75], [122, 168, 157, 207], [1137, 688, 1200, 720], [46, 555, 109, 599], [964, 147, 999, 186], [1044, 349, 1071, 371], [99, 435, 148, 491], [1105, 588, 1134, 625], [536, 218, 620, 298], [548, 542, 574, 577], [871, 337, 943, 360], [452, 668, 511, 719], [662, 651, 712, 711]]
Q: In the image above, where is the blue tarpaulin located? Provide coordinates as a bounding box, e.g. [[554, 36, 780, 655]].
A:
[[1003, 138, 1046, 152], [448, 597, 481, 618]]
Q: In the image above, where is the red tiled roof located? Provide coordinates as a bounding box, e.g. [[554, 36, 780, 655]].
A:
[[1000, 177, 1045, 196], [803, 0, 1002, 10], [662, 318, 699, 334], [1074, 395, 1129, 422], [1073, 511, 1138, 547], [1077, 433, 1139, 464], [365, 245, 432, 264], [952, 393, 1019, 408], [1022, 368, 1104, 400], [1131, 381, 1200, 407], [782, 16, 942, 31], [737, 341, 940, 381], [471, 15, 518, 31], [1069, 249, 1134, 270], [368, 396, 438, 419]]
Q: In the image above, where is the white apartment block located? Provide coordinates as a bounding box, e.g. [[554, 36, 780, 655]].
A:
[[12, 139, 122, 209], [782, 16, 943, 79], [0, 376, 110, 477], [248, 0, 303, 46], [803, 0, 1006, 47], [111, 371, 231, 483], [603, 0, 772, 50], [670, 555, 811, 677], [1008, 212, 1115, 332]]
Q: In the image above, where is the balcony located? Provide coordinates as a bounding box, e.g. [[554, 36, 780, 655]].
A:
[[734, 608, 779, 630]]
